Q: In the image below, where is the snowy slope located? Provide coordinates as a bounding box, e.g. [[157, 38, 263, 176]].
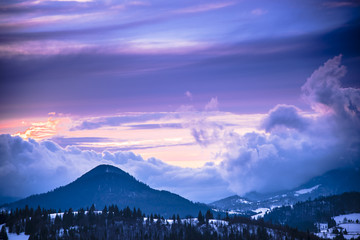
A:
[[211, 167, 360, 218], [294, 185, 320, 196], [334, 213, 360, 225]]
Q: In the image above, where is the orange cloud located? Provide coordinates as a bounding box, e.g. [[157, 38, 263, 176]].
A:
[[12, 117, 61, 140]]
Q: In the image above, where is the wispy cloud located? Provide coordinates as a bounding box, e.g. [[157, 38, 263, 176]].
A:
[[204, 97, 219, 111], [0, 40, 92, 56], [251, 8, 268, 16], [50, 136, 114, 147], [126, 123, 183, 130], [71, 113, 168, 131], [174, 2, 236, 14], [323, 1, 360, 8], [185, 91, 193, 100]]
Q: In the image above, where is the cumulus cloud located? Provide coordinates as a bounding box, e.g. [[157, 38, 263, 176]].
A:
[[219, 55, 360, 194], [0, 134, 102, 198], [178, 97, 229, 147], [191, 122, 224, 147], [301, 55, 360, 120], [262, 104, 309, 132]]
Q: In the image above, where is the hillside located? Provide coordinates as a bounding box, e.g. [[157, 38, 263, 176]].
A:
[[210, 167, 360, 214], [1, 164, 209, 217]]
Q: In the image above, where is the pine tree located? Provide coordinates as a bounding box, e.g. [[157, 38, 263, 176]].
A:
[[0, 225, 8, 240], [177, 214, 181, 225], [205, 210, 213, 224], [197, 211, 204, 225]]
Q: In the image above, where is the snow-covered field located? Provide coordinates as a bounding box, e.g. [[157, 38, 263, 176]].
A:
[[316, 213, 360, 239], [0, 224, 29, 240], [316, 232, 360, 240], [6, 231, 29, 240], [339, 223, 360, 233], [334, 213, 360, 225]]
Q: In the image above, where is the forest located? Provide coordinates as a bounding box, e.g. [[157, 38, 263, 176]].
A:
[[0, 204, 323, 240]]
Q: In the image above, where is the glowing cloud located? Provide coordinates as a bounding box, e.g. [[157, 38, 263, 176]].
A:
[[12, 117, 62, 140]]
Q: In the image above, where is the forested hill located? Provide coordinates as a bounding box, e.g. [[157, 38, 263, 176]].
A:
[[264, 192, 360, 232], [2, 164, 208, 218], [0, 205, 322, 240]]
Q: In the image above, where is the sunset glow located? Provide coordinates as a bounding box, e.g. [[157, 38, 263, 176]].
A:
[[0, 0, 359, 203]]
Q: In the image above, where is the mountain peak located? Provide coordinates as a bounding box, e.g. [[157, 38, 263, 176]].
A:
[[3, 164, 208, 217], [90, 164, 125, 174], [80, 164, 132, 180]]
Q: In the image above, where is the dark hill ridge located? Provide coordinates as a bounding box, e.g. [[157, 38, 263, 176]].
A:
[[2, 164, 208, 217]]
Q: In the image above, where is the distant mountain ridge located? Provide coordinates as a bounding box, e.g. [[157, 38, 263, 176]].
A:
[[264, 191, 360, 232], [210, 167, 360, 214], [2, 164, 209, 217]]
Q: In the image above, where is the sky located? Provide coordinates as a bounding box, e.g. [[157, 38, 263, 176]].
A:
[[0, 0, 359, 203]]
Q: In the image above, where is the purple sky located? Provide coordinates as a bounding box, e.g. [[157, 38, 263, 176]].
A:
[[1, 0, 359, 118], [0, 0, 359, 202]]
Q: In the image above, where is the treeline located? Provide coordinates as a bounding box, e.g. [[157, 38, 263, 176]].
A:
[[0, 204, 322, 240], [264, 192, 360, 232]]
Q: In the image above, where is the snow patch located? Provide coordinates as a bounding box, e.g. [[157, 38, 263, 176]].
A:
[[251, 208, 270, 219], [1, 225, 29, 240], [227, 210, 243, 215], [294, 184, 320, 196], [236, 198, 251, 204], [50, 211, 102, 220]]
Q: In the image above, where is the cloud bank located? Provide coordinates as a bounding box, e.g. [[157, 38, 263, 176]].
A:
[[0, 134, 231, 202]]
